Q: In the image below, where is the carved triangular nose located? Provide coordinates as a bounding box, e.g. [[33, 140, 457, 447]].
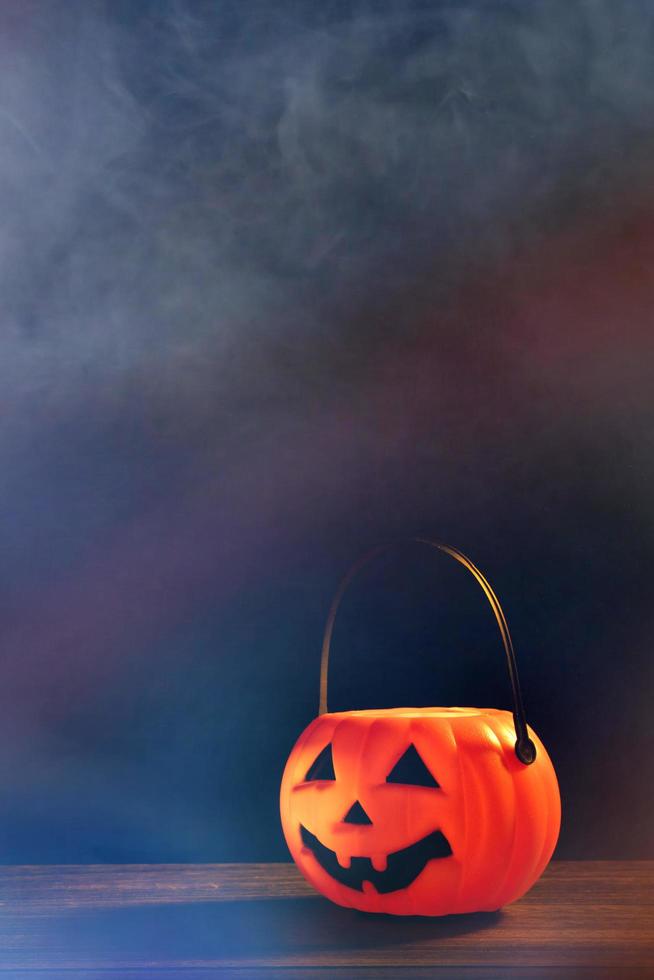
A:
[[343, 800, 373, 825]]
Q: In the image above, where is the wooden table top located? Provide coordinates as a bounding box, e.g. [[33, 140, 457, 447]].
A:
[[0, 861, 652, 978]]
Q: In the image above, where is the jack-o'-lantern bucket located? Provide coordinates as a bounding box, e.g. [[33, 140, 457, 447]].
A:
[[280, 539, 561, 916]]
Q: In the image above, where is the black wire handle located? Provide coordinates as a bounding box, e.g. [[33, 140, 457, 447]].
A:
[[318, 538, 537, 765]]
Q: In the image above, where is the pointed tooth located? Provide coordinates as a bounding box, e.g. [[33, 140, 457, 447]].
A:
[[371, 853, 387, 873], [362, 879, 378, 895], [336, 851, 351, 869]]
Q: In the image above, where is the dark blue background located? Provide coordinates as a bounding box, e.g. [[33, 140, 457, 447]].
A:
[[1, 0, 653, 863]]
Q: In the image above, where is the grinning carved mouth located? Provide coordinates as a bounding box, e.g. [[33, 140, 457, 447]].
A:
[[300, 824, 452, 894]]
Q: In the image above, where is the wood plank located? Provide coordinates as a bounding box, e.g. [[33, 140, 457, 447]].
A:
[[0, 863, 315, 912], [2, 971, 651, 980], [0, 862, 652, 974]]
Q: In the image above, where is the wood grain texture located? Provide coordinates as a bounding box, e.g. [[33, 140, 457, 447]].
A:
[[0, 862, 652, 977]]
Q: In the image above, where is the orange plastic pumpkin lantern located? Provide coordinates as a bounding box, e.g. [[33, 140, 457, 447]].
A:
[[280, 540, 561, 916]]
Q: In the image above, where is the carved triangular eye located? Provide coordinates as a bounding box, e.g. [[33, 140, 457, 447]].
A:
[[386, 743, 440, 788], [305, 742, 336, 781]]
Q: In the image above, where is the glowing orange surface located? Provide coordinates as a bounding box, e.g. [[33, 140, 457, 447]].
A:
[[280, 707, 561, 916]]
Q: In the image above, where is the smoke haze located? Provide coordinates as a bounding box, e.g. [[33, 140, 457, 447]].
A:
[[1, 0, 654, 861]]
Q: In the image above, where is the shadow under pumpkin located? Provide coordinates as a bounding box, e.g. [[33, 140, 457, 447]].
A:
[[2, 897, 502, 964]]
